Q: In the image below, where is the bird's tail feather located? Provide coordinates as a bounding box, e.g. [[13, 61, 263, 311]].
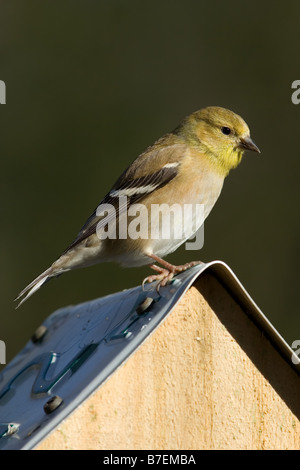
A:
[[15, 266, 56, 308]]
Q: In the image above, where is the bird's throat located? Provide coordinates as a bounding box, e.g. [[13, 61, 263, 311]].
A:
[[206, 147, 244, 176]]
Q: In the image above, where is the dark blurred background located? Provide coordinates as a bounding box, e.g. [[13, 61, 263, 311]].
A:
[[1, 0, 300, 369]]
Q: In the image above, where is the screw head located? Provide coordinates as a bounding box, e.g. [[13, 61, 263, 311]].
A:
[[136, 297, 154, 315], [31, 325, 48, 344], [43, 395, 63, 414]]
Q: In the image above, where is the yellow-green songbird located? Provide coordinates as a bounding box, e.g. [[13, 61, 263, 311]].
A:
[[16, 106, 260, 306]]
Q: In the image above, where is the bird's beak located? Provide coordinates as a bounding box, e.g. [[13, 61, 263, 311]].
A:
[[238, 136, 260, 153]]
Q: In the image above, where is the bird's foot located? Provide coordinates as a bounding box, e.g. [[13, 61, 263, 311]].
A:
[[142, 255, 203, 292], [142, 264, 175, 291]]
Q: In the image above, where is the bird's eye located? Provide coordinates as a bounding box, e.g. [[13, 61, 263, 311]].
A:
[[221, 126, 231, 135]]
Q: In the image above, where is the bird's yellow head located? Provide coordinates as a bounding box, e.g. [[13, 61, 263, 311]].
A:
[[174, 106, 260, 176]]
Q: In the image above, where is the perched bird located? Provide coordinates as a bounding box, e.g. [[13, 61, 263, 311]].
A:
[[16, 106, 260, 307]]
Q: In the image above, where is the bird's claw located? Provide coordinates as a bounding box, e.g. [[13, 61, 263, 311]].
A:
[[142, 260, 202, 292]]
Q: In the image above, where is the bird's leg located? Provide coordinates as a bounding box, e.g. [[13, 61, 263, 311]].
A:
[[142, 255, 203, 291], [148, 264, 168, 274]]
